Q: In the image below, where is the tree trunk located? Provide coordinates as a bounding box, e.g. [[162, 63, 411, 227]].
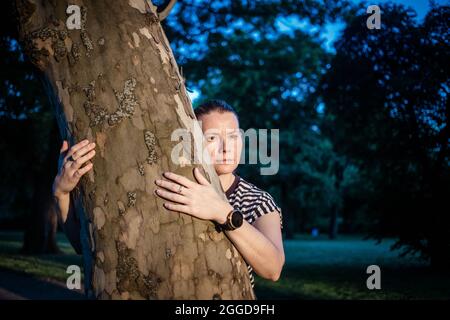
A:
[[15, 0, 255, 299], [328, 206, 338, 240]]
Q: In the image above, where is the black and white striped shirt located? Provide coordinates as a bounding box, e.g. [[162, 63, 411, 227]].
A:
[[224, 174, 283, 289]]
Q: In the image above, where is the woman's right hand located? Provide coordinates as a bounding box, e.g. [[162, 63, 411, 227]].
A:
[[52, 139, 96, 198]]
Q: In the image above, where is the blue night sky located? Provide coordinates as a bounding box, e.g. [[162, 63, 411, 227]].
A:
[[288, 0, 450, 51], [183, 0, 450, 101]]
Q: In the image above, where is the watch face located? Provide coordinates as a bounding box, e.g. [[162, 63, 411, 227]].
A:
[[231, 210, 243, 228]]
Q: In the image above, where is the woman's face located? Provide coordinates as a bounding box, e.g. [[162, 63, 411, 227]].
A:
[[198, 111, 243, 175]]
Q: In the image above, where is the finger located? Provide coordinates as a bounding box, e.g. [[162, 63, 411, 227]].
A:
[[155, 188, 189, 204], [163, 202, 191, 214], [71, 150, 96, 170], [64, 139, 90, 161], [162, 171, 195, 188], [193, 167, 210, 186], [71, 142, 96, 161], [73, 163, 93, 178], [155, 179, 190, 194], [60, 140, 69, 154]]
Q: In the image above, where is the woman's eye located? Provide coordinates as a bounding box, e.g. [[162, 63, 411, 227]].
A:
[[206, 136, 216, 142]]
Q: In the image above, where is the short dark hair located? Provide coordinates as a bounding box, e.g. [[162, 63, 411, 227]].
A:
[[194, 99, 239, 121]]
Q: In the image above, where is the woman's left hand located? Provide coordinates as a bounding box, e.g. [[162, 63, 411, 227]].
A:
[[154, 168, 232, 224]]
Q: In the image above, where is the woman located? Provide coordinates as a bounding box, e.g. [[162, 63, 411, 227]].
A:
[[53, 99, 284, 289]]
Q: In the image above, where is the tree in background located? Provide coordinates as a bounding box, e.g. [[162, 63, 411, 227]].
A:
[[0, 1, 60, 253], [321, 3, 450, 269]]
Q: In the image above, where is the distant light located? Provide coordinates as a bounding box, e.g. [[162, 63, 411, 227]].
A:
[[316, 103, 325, 114], [311, 228, 320, 237], [188, 88, 200, 102]]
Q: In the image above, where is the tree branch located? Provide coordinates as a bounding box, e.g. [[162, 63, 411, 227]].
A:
[[157, 0, 177, 21]]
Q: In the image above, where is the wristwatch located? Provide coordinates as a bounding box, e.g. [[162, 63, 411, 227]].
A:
[[218, 208, 244, 231]]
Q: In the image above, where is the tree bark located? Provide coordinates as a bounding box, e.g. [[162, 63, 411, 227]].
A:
[[15, 0, 255, 300]]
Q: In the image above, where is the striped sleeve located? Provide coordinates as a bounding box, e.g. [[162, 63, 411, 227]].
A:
[[253, 192, 283, 229]]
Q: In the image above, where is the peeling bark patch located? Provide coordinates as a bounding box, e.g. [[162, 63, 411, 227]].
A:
[[142, 272, 162, 298], [137, 162, 145, 176], [80, 6, 94, 56], [83, 80, 107, 126], [144, 130, 158, 164], [128, 0, 147, 14], [139, 27, 152, 40], [109, 78, 138, 125], [127, 191, 137, 207], [118, 200, 126, 216], [116, 241, 161, 299], [208, 269, 224, 282], [132, 32, 140, 48], [83, 78, 138, 127], [53, 30, 67, 61], [22, 25, 68, 69], [145, 12, 159, 25], [116, 241, 141, 292], [207, 230, 224, 242], [93, 207, 106, 230], [98, 251, 105, 263], [68, 42, 80, 66], [96, 132, 107, 157], [93, 266, 106, 296]]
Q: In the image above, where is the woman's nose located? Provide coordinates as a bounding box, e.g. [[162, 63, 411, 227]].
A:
[[222, 138, 236, 154]]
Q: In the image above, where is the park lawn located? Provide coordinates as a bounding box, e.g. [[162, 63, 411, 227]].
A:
[[254, 235, 450, 299], [1, 231, 449, 299], [0, 231, 83, 283]]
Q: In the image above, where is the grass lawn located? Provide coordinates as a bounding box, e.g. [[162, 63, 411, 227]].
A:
[[0, 231, 83, 283], [254, 235, 450, 299], [1, 231, 449, 299]]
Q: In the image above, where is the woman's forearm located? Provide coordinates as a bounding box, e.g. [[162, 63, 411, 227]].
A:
[[53, 191, 82, 254], [224, 219, 284, 281], [53, 191, 70, 225]]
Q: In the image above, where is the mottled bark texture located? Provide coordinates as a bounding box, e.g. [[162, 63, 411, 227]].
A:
[[15, 0, 255, 300]]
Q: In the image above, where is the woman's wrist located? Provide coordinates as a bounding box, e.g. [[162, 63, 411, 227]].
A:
[[52, 182, 69, 199], [214, 202, 234, 224]]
